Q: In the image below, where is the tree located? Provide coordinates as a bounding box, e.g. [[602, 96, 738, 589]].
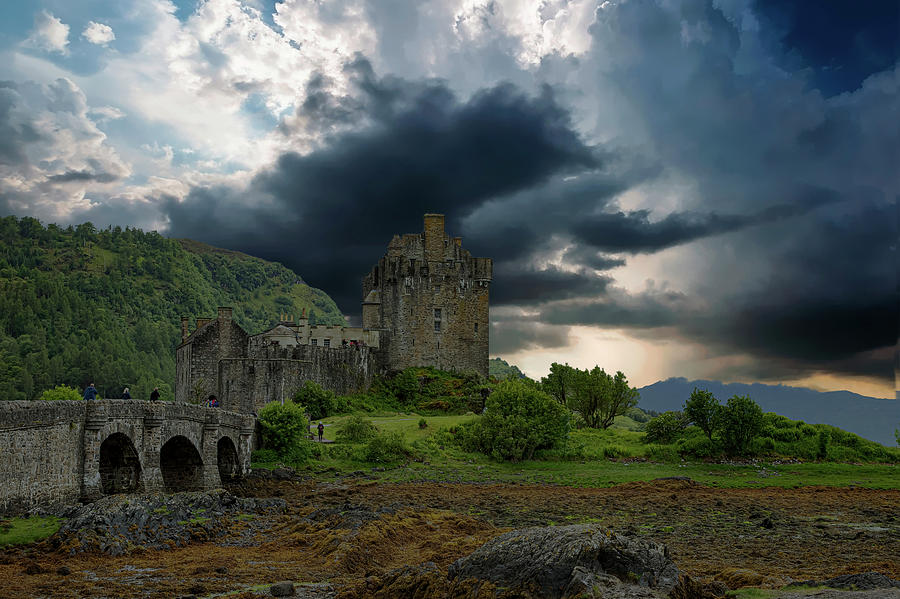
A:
[[541, 362, 574, 406], [257, 400, 308, 457], [719, 395, 764, 455], [293, 380, 336, 420], [568, 367, 639, 429], [458, 379, 570, 462], [38, 384, 82, 401], [683, 388, 721, 440]]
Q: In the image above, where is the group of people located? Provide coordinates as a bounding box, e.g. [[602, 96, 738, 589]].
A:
[[339, 339, 366, 348], [81, 383, 162, 402]]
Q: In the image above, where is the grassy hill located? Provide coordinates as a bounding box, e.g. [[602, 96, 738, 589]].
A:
[[489, 357, 527, 380], [0, 215, 345, 402]]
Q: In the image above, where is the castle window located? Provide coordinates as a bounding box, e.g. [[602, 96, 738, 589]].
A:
[[434, 308, 442, 332], [311, 339, 317, 346], [324, 338, 331, 347], [474, 323, 478, 334]]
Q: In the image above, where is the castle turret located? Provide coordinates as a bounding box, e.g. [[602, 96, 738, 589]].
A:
[[361, 214, 491, 376]]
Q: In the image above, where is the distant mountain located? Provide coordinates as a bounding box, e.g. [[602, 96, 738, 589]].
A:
[[0, 216, 345, 402], [638, 378, 899, 447], [489, 357, 527, 380]]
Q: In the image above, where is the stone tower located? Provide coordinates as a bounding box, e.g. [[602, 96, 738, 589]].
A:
[[362, 214, 492, 376]]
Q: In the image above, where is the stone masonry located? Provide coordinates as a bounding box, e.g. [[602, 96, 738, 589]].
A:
[[0, 400, 254, 515], [362, 213, 492, 376], [176, 214, 492, 411]]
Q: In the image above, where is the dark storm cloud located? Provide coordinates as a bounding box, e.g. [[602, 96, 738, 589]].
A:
[[45, 169, 121, 183], [560, 245, 625, 271], [753, 0, 899, 96], [165, 59, 597, 310], [570, 188, 838, 254], [490, 264, 612, 306], [489, 319, 571, 355]]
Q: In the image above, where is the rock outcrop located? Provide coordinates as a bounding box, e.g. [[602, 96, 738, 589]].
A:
[[340, 524, 719, 598], [50, 489, 285, 555]]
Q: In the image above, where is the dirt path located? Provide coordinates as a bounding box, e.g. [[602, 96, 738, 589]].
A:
[[1, 478, 897, 598]]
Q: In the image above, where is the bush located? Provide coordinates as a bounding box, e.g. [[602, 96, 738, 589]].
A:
[[38, 385, 83, 401], [293, 381, 337, 420], [364, 431, 410, 463], [251, 448, 279, 464], [418, 417, 428, 429], [719, 395, 764, 455], [643, 411, 688, 444], [336, 414, 378, 442], [675, 431, 720, 458], [456, 379, 570, 462], [257, 400, 308, 458]]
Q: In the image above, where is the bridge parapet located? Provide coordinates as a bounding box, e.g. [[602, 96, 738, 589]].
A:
[[0, 400, 257, 514]]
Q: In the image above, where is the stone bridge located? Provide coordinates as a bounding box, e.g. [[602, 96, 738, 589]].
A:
[[0, 400, 256, 514]]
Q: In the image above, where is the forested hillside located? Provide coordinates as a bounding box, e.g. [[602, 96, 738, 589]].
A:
[[0, 216, 345, 402], [489, 357, 526, 380]]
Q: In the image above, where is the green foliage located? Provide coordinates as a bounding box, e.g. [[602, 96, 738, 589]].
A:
[[541, 362, 573, 406], [643, 411, 688, 444], [489, 357, 527, 380], [0, 516, 62, 547], [563, 365, 640, 429], [363, 431, 411, 463], [257, 400, 308, 458], [0, 215, 343, 401], [683, 388, 721, 440], [251, 448, 279, 463], [418, 417, 428, 429], [719, 395, 764, 455], [336, 414, 378, 442], [456, 379, 570, 462], [38, 384, 82, 401], [372, 367, 490, 414], [293, 381, 337, 420]]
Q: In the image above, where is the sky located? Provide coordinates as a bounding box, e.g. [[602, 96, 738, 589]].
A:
[[0, 0, 896, 398]]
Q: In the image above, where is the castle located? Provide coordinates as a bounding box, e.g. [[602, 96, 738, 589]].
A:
[[175, 214, 492, 412]]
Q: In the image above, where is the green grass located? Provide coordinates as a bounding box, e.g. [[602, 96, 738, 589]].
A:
[[257, 411, 900, 490], [0, 516, 62, 547]]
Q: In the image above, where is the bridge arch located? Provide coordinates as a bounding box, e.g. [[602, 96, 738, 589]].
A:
[[99, 432, 143, 495], [217, 435, 241, 483], [160, 435, 204, 492]]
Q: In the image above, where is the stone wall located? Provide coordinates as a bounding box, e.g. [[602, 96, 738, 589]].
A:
[[0, 400, 255, 515], [176, 309, 249, 404], [362, 214, 492, 376], [0, 401, 87, 514], [219, 343, 384, 413]]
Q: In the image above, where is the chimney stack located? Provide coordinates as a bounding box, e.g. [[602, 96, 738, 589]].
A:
[[181, 317, 189, 342], [217, 307, 233, 322]]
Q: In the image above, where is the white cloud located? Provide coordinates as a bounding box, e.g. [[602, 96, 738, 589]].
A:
[[24, 11, 70, 55], [82, 21, 116, 46], [0, 78, 131, 220], [453, 0, 597, 66], [89, 105, 126, 121]]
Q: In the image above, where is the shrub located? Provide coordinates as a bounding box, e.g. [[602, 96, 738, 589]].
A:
[[364, 431, 410, 463], [719, 395, 764, 455], [456, 379, 570, 462], [293, 381, 337, 420], [251, 448, 279, 463], [675, 431, 720, 458], [257, 400, 308, 458], [418, 417, 428, 429], [643, 411, 688, 444], [38, 385, 82, 401], [336, 414, 378, 442]]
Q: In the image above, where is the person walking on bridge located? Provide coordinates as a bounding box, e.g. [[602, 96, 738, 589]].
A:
[[122, 387, 131, 400], [149, 387, 160, 401], [317, 421, 324, 442], [83, 383, 98, 401]]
